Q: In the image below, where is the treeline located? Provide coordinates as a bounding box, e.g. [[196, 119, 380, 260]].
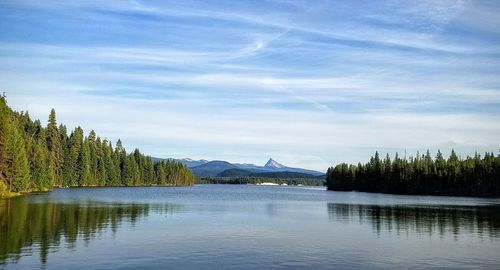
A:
[[198, 176, 324, 186], [0, 95, 194, 196], [326, 150, 500, 197]]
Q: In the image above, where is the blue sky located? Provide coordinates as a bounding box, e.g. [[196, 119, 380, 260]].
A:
[[1, 0, 499, 171]]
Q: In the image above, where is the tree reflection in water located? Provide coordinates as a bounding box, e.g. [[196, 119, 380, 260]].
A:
[[327, 203, 500, 238], [0, 197, 182, 265]]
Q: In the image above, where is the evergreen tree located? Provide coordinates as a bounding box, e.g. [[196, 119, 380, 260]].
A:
[[32, 136, 55, 191], [58, 124, 69, 187], [0, 95, 8, 181], [64, 127, 84, 186], [46, 109, 63, 185], [155, 163, 166, 185], [115, 139, 126, 182], [46, 152, 56, 190], [79, 139, 91, 186], [106, 141, 121, 186], [122, 155, 140, 186], [143, 157, 155, 185], [95, 137, 106, 186], [88, 131, 99, 185], [2, 115, 30, 192]]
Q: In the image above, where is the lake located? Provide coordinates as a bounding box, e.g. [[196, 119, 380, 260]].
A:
[[1, 185, 500, 269]]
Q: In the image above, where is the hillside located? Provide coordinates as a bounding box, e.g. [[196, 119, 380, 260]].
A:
[[216, 169, 323, 179], [190, 161, 237, 177], [162, 157, 324, 177]]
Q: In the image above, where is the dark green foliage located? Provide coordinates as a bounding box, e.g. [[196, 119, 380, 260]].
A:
[[46, 109, 64, 186], [88, 130, 99, 185], [326, 150, 500, 197], [29, 129, 55, 191], [154, 160, 195, 186], [103, 140, 120, 186], [215, 168, 322, 179], [216, 168, 252, 177], [79, 139, 91, 186], [64, 127, 83, 187], [250, 171, 320, 179], [0, 96, 30, 193], [0, 95, 195, 197], [122, 155, 140, 186], [198, 176, 324, 186]]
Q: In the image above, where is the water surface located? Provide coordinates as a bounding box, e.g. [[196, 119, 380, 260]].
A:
[[1, 185, 500, 269]]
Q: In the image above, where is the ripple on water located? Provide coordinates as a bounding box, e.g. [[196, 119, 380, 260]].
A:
[[1, 185, 500, 269]]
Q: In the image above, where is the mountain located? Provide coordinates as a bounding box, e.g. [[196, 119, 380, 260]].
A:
[[190, 161, 237, 177], [252, 171, 321, 178], [216, 169, 322, 179], [257, 158, 324, 176], [175, 158, 209, 168], [153, 157, 324, 177], [264, 158, 286, 169]]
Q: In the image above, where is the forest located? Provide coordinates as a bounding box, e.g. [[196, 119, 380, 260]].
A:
[[0, 95, 194, 197], [326, 150, 500, 197], [197, 176, 324, 186]]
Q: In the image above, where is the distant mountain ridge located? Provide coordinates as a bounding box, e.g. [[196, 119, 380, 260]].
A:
[[154, 157, 324, 177], [189, 161, 236, 177], [216, 169, 324, 179], [174, 158, 209, 168]]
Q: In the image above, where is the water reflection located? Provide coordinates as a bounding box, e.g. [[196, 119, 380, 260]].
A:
[[0, 197, 182, 266], [327, 203, 500, 238]]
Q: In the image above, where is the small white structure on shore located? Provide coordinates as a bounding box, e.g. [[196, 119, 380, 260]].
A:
[[256, 182, 279, 186]]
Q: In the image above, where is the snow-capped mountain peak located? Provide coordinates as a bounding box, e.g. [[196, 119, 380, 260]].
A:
[[264, 158, 286, 169]]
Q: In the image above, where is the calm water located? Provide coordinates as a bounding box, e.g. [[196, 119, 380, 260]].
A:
[[1, 185, 500, 269]]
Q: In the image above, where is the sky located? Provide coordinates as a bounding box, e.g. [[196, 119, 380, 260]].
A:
[[1, 0, 499, 171]]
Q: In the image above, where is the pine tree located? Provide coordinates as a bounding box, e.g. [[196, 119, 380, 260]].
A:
[[106, 141, 120, 186], [58, 124, 69, 187], [46, 109, 64, 185], [115, 139, 125, 182], [2, 116, 30, 192], [95, 137, 106, 186], [46, 151, 56, 189], [143, 157, 155, 185], [88, 131, 99, 185], [78, 139, 91, 186], [447, 149, 460, 185], [155, 162, 166, 185], [133, 149, 144, 185], [0, 95, 8, 180], [64, 127, 84, 186], [31, 134, 50, 191], [123, 155, 139, 186]]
